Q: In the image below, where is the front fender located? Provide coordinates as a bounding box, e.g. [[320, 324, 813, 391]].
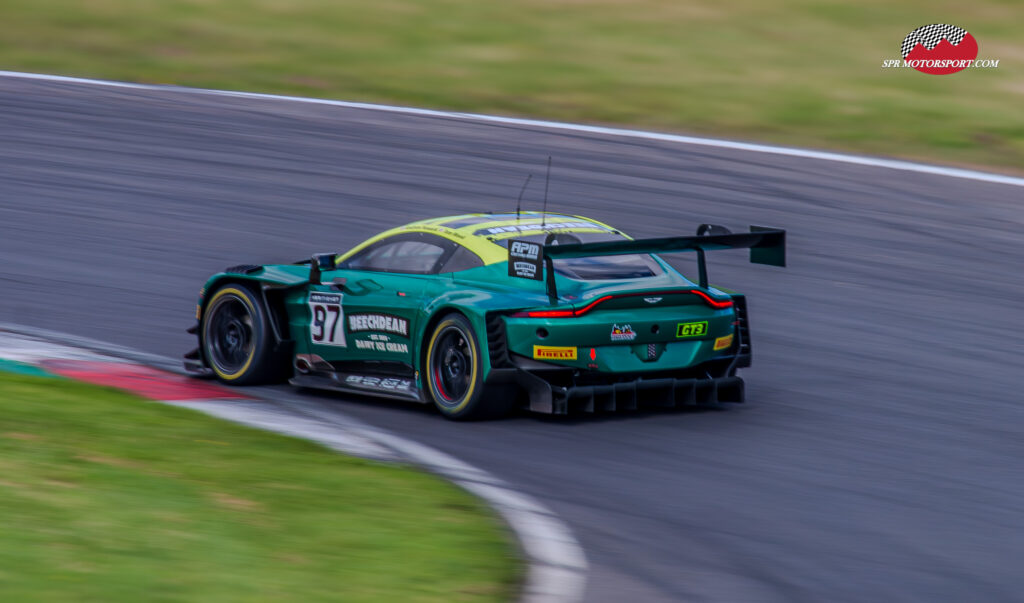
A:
[[196, 264, 310, 318]]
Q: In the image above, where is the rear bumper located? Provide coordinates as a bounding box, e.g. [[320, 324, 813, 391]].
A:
[[484, 294, 752, 414], [486, 367, 744, 414]]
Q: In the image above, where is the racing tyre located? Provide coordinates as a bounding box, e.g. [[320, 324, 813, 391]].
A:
[[201, 284, 280, 385], [425, 314, 507, 420]]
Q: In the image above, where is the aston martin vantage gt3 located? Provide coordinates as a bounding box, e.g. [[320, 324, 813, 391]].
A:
[[185, 212, 785, 419]]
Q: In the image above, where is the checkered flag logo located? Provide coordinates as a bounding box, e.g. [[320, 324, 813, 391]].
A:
[[901, 24, 968, 59]]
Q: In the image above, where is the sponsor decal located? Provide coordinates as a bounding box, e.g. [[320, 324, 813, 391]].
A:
[[446, 214, 581, 229], [477, 221, 610, 236], [533, 345, 577, 360], [347, 313, 409, 337], [643, 297, 662, 304], [676, 321, 708, 338], [345, 375, 414, 392], [309, 292, 341, 304], [406, 224, 465, 239], [508, 239, 544, 281], [881, 24, 1000, 75], [354, 334, 409, 354], [513, 261, 537, 278], [309, 292, 345, 347], [714, 334, 735, 351], [610, 324, 636, 342]]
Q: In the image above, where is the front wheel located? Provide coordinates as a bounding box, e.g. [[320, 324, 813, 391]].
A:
[[424, 314, 505, 420], [201, 284, 279, 385]]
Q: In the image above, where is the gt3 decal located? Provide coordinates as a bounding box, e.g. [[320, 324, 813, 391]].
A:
[[533, 345, 577, 360], [309, 292, 345, 347], [676, 321, 708, 338], [347, 313, 409, 337]]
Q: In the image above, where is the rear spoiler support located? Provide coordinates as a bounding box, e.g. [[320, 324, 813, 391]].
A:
[[695, 248, 709, 290], [544, 247, 558, 304], [536, 224, 785, 302]]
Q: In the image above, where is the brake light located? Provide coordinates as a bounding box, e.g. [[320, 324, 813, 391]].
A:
[[512, 290, 732, 317], [516, 309, 576, 318], [689, 289, 734, 310]]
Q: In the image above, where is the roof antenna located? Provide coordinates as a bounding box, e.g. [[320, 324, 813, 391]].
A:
[[515, 174, 532, 222], [541, 156, 552, 228]]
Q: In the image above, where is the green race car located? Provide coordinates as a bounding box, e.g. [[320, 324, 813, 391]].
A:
[[185, 212, 785, 419]]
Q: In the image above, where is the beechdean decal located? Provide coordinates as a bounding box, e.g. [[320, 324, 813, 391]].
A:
[[347, 313, 409, 337], [882, 24, 999, 74], [477, 221, 610, 237], [508, 239, 544, 281]]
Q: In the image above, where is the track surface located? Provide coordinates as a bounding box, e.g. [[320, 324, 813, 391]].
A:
[[3, 78, 1023, 602]]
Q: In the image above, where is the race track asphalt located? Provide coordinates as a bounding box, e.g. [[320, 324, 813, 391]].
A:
[[2, 77, 1023, 602]]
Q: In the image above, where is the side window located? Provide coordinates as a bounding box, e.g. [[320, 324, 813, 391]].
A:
[[342, 235, 449, 274], [438, 245, 484, 273]]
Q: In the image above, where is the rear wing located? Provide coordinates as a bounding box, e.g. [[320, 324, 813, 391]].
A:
[[508, 224, 785, 301]]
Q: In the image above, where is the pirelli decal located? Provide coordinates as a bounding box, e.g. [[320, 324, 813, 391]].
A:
[[533, 345, 577, 360]]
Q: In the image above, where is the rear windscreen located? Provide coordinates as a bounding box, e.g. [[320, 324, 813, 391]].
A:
[[495, 232, 662, 280]]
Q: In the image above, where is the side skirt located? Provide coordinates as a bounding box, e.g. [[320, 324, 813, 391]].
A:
[[289, 372, 425, 403]]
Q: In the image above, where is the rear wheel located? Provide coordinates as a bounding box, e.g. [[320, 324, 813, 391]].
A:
[[424, 314, 506, 420], [201, 284, 279, 385]]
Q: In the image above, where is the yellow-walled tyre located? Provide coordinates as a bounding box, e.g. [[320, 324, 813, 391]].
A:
[[424, 314, 507, 420], [201, 284, 279, 385]]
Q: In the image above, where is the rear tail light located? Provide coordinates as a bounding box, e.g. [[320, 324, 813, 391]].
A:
[[511, 289, 732, 317], [689, 290, 734, 310]]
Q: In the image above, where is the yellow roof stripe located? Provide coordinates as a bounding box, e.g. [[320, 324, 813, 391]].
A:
[[337, 212, 625, 266]]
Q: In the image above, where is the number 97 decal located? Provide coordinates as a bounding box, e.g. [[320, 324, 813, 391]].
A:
[[308, 292, 346, 347]]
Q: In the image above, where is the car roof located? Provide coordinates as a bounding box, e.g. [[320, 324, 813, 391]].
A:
[[338, 212, 624, 265]]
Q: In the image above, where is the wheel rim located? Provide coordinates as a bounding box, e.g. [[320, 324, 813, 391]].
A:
[[431, 325, 473, 406], [206, 295, 255, 375]]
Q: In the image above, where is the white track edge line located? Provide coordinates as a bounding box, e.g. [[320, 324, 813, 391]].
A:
[[2, 69, 1022, 189], [0, 323, 587, 602]]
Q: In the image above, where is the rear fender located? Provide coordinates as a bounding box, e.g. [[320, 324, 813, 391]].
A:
[[419, 287, 535, 383]]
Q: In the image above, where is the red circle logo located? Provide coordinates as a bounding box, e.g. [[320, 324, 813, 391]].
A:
[[901, 24, 978, 75]]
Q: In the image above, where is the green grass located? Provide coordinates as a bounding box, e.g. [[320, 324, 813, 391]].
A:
[[0, 375, 518, 602], [1, 0, 1021, 171]]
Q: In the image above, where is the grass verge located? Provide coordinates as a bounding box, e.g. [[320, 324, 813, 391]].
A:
[[0, 374, 517, 602], [0, 0, 1021, 171]]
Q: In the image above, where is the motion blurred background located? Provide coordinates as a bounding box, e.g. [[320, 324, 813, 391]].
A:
[[3, 2, 1024, 602], [2, 0, 1020, 171]]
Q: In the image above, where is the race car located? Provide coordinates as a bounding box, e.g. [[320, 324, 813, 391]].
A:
[[184, 212, 785, 419]]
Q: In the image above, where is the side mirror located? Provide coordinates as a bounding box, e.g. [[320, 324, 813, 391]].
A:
[[309, 253, 337, 285]]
